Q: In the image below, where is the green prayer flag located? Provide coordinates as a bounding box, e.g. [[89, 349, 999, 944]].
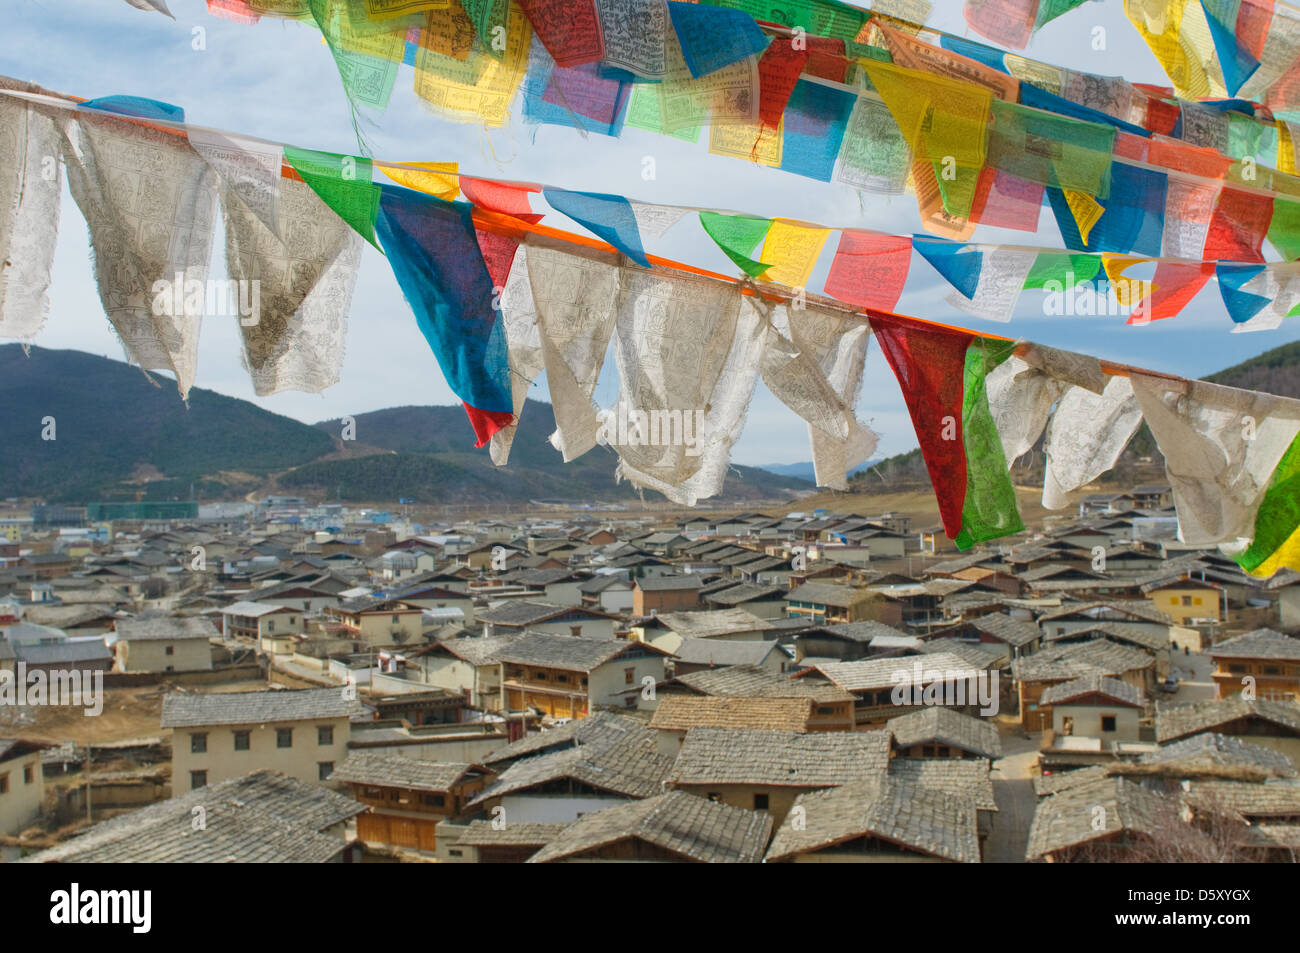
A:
[[284, 145, 383, 249]]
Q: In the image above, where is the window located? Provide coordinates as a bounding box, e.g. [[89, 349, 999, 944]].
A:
[[754, 794, 769, 811], [318, 762, 334, 781], [191, 732, 207, 754], [1181, 596, 1193, 607], [556, 674, 568, 683], [165, 645, 174, 656], [267, 621, 275, 633], [707, 792, 721, 802], [1264, 665, 1282, 676], [234, 731, 250, 751], [535, 671, 548, 681], [1229, 664, 1247, 674], [625, 667, 635, 685], [277, 728, 293, 748], [190, 770, 207, 789], [318, 725, 334, 745], [1101, 715, 1117, 733], [922, 744, 937, 756], [624, 695, 636, 708], [422, 794, 446, 807], [816, 706, 835, 716], [392, 614, 401, 624], [0, 773, 7, 795], [449, 849, 464, 858], [24, 764, 34, 784]]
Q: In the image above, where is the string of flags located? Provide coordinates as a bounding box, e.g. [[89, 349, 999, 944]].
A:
[[118, 0, 1300, 264], [7, 73, 1300, 577]]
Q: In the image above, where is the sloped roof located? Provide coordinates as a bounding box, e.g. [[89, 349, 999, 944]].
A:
[[1026, 776, 1167, 860], [1208, 628, 1300, 661], [1156, 697, 1300, 742], [1040, 674, 1146, 708], [25, 770, 364, 863], [650, 696, 813, 733], [673, 664, 854, 703], [497, 632, 667, 672], [670, 727, 891, 788], [886, 757, 998, 812], [527, 791, 773, 863], [886, 708, 1003, 760], [1122, 733, 1297, 781], [331, 752, 489, 792], [765, 778, 979, 863], [161, 688, 362, 728], [672, 637, 779, 667]]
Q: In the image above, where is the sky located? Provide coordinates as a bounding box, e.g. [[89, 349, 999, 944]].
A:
[[6, 0, 1300, 470]]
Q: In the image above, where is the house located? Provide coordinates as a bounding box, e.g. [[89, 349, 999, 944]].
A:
[[886, 708, 1002, 761], [636, 607, 774, 654], [798, 652, 996, 728], [469, 718, 673, 823], [764, 778, 980, 863], [649, 695, 816, 755], [332, 752, 494, 853], [26, 770, 365, 863], [702, 582, 787, 619], [666, 665, 856, 732], [479, 601, 618, 640], [389, 584, 476, 625], [632, 575, 704, 616], [1156, 697, 1300, 766], [668, 727, 894, 823], [498, 632, 672, 718], [526, 790, 772, 863], [0, 738, 47, 836], [1140, 574, 1224, 624], [1208, 629, 1300, 701], [409, 634, 524, 710], [578, 575, 635, 614], [1026, 775, 1166, 862], [112, 616, 216, 673], [437, 820, 567, 863], [162, 687, 362, 794], [794, 620, 917, 663], [325, 597, 426, 646], [1040, 675, 1147, 759], [784, 583, 878, 625], [218, 601, 304, 655], [1012, 640, 1155, 731]]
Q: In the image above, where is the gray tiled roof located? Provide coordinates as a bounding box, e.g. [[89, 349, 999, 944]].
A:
[[1156, 697, 1300, 742], [886, 758, 998, 811], [161, 687, 362, 728], [454, 820, 567, 847], [471, 722, 672, 803], [1032, 765, 1109, 797], [785, 582, 870, 608], [674, 664, 854, 703], [1040, 675, 1146, 708], [114, 616, 218, 641], [1026, 776, 1166, 860], [814, 620, 911, 644], [1042, 621, 1168, 653], [650, 696, 814, 733], [673, 637, 778, 667], [25, 770, 364, 863], [1037, 600, 1172, 626], [483, 710, 648, 765], [331, 752, 489, 792], [13, 639, 112, 666], [765, 778, 980, 863], [1012, 639, 1154, 683], [1209, 628, 1300, 661], [428, 633, 525, 666], [810, 652, 985, 693], [651, 608, 772, 638], [1126, 733, 1297, 780], [670, 727, 892, 788], [497, 632, 661, 672], [1183, 779, 1300, 818], [968, 614, 1041, 648], [528, 791, 773, 863], [886, 708, 1003, 760]]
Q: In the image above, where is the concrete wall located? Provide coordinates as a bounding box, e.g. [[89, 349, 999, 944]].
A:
[[117, 637, 213, 673], [171, 716, 351, 794], [588, 656, 666, 708], [498, 793, 629, 824], [0, 750, 43, 835], [1051, 704, 1141, 745]]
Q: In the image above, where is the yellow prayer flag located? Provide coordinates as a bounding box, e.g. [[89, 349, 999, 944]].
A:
[[381, 161, 460, 200], [413, 6, 531, 127], [1064, 189, 1105, 245], [1124, 0, 1224, 99], [760, 220, 831, 288], [860, 59, 991, 170], [1101, 254, 1157, 308]]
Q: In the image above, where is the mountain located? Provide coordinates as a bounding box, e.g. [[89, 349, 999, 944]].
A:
[[0, 346, 812, 504], [299, 403, 813, 503], [757, 460, 880, 483], [847, 339, 1300, 494], [0, 345, 333, 501]]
